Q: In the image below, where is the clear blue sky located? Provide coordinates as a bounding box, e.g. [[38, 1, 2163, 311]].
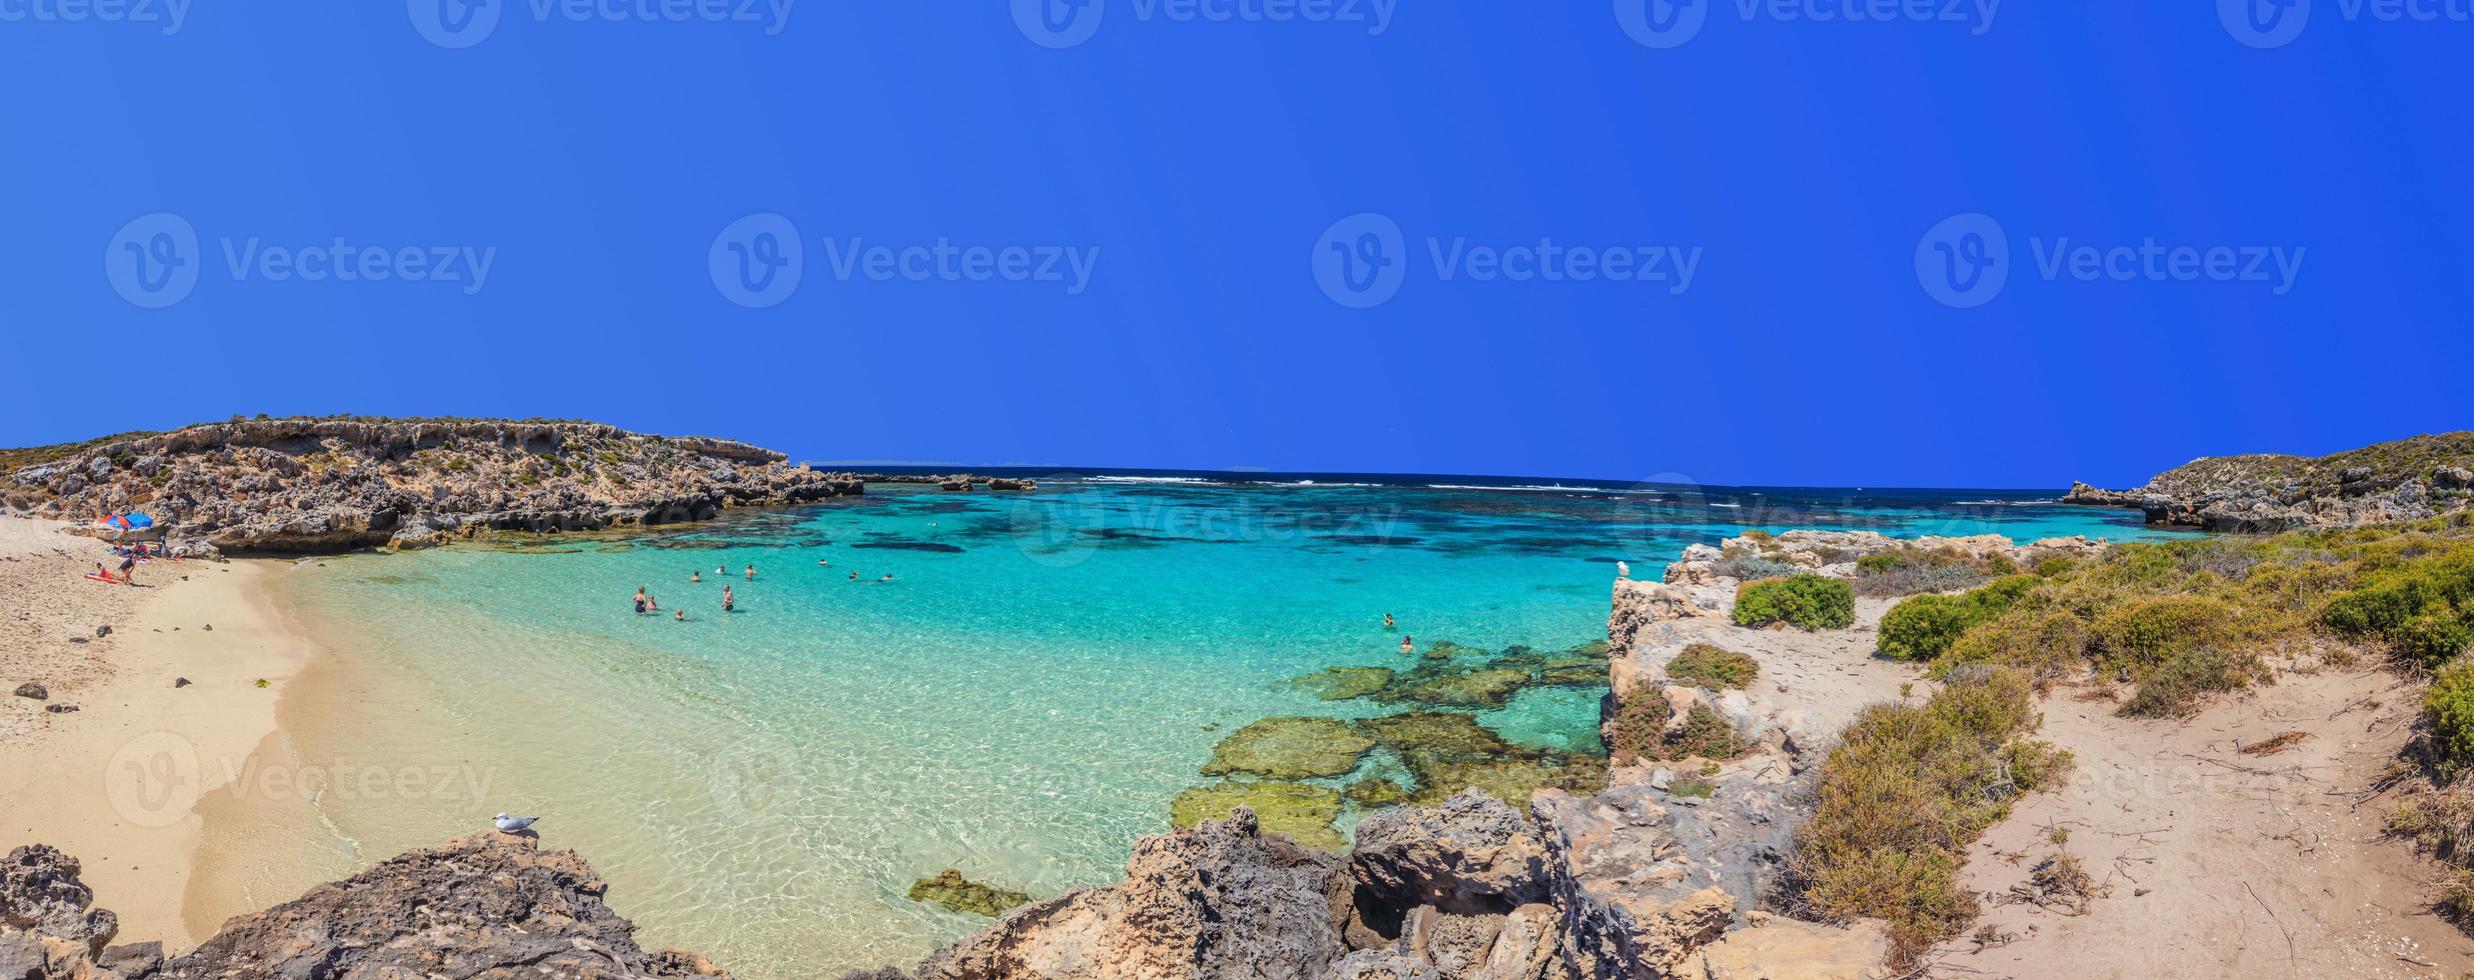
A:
[[2, 2, 2467, 488]]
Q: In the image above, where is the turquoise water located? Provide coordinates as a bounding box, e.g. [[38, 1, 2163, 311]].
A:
[[259, 478, 2184, 976]]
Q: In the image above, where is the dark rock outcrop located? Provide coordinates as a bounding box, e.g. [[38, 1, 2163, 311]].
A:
[[0, 834, 728, 980], [2063, 431, 2474, 530], [156, 833, 727, 980], [3, 418, 863, 555], [917, 807, 1347, 980]]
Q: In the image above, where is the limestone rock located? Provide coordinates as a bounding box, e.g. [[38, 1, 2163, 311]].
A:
[[11, 683, 43, 700], [1691, 916, 1887, 979], [156, 832, 729, 979], [0, 845, 117, 960], [1351, 790, 1550, 916], [918, 807, 1347, 980], [1608, 580, 1713, 654]]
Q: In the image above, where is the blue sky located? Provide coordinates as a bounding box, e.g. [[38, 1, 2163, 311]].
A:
[[1, 1, 2467, 488]]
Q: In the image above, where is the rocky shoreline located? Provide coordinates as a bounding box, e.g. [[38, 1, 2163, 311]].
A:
[[1, 418, 863, 556], [2061, 430, 2473, 531]]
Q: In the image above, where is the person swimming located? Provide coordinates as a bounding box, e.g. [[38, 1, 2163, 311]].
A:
[[1383, 613, 1395, 630], [674, 609, 687, 621], [849, 570, 858, 581], [878, 574, 893, 582], [1399, 635, 1414, 655], [745, 564, 756, 580], [691, 570, 702, 582], [818, 558, 828, 566]]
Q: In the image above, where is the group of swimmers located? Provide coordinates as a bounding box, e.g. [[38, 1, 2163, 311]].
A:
[[632, 560, 897, 620]]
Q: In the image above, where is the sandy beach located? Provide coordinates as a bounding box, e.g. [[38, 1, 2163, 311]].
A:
[[0, 516, 318, 951]]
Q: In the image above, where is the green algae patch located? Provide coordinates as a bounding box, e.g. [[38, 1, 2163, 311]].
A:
[[1342, 777, 1411, 808], [1353, 712, 1607, 807], [1201, 716, 1376, 779], [1422, 639, 1486, 660], [1537, 657, 1610, 687], [1171, 781, 1345, 850], [907, 868, 1033, 917], [1288, 666, 1395, 701], [1392, 666, 1533, 708]]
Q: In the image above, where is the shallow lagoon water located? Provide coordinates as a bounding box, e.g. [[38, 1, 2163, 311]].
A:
[[247, 477, 2183, 976]]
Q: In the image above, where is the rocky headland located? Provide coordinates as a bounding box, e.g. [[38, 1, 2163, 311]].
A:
[[0, 417, 862, 556], [1, 834, 729, 980], [2062, 430, 2474, 531]]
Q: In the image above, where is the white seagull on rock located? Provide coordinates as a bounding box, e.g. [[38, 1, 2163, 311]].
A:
[[494, 812, 539, 833], [1616, 561, 1631, 580]]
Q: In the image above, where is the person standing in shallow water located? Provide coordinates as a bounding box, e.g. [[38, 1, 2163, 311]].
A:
[[745, 564, 756, 580], [1399, 635, 1414, 655], [691, 570, 701, 583], [722, 585, 735, 612]]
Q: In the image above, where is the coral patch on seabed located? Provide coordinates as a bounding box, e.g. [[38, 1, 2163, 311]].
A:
[[906, 869, 1033, 918], [1201, 716, 1377, 780], [1169, 782, 1347, 850]]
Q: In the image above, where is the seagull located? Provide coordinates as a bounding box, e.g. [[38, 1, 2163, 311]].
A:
[[1616, 561, 1631, 580], [494, 813, 539, 833]]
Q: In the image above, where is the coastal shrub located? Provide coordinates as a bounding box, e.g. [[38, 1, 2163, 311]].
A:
[[1606, 689, 1672, 766], [1933, 608, 2090, 684], [1606, 692, 1744, 764], [2088, 595, 2240, 674], [1733, 575, 1855, 631], [2425, 660, 2474, 780], [1710, 551, 1805, 582], [2117, 647, 2264, 719], [1854, 547, 2001, 598], [1789, 666, 2063, 965], [1664, 643, 1759, 690], [1876, 575, 2039, 662], [2323, 550, 2474, 666]]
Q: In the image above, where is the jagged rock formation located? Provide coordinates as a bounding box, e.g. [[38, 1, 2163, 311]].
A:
[[859, 788, 1880, 980], [0, 834, 727, 980], [2062, 431, 2474, 531], [0, 417, 861, 555]]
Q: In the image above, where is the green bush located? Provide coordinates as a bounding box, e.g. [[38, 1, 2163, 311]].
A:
[[1934, 608, 2089, 682], [1606, 688, 1672, 766], [2426, 659, 2474, 779], [2324, 551, 2474, 666], [1734, 575, 1855, 631], [1790, 666, 2062, 965], [1665, 643, 1760, 690], [1877, 575, 2039, 662], [2118, 647, 2264, 718], [2089, 595, 2238, 674]]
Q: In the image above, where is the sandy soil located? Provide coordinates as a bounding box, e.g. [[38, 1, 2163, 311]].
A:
[[0, 516, 317, 950], [1937, 668, 2474, 979]]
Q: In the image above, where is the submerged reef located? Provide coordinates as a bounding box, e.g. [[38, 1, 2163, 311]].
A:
[[906, 869, 1034, 918], [1201, 717, 1376, 779], [1170, 782, 1347, 850]]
